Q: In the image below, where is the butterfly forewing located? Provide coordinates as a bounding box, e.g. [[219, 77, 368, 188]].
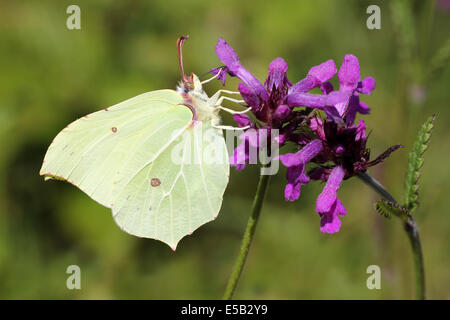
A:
[[40, 90, 188, 207]]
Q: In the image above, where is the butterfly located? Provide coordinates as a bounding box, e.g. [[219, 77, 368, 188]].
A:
[[40, 36, 249, 250]]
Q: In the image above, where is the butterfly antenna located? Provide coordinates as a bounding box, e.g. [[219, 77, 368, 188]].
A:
[[177, 35, 193, 87]]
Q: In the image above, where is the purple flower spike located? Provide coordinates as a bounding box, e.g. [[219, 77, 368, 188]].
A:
[[316, 165, 346, 234], [278, 139, 323, 201], [210, 38, 401, 236]]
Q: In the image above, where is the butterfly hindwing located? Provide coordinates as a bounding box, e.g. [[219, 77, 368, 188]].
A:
[[112, 121, 230, 249]]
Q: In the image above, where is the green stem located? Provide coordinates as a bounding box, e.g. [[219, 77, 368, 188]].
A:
[[222, 171, 271, 300], [358, 172, 426, 299]]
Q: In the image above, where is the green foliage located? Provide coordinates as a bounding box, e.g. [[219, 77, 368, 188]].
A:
[[0, 0, 448, 299], [429, 38, 450, 80], [404, 115, 435, 213], [390, 0, 418, 78], [375, 199, 409, 221]]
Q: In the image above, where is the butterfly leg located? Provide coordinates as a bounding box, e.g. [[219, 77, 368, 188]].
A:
[[215, 96, 246, 106], [216, 106, 252, 115], [214, 89, 242, 95], [201, 68, 224, 85], [211, 108, 250, 130], [208, 90, 241, 107], [212, 124, 250, 131]]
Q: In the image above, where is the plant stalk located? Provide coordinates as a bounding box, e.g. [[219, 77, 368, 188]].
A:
[[222, 172, 271, 300], [358, 172, 426, 299]]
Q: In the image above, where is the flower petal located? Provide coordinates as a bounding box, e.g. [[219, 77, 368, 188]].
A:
[[316, 165, 345, 213], [230, 143, 248, 171], [215, 38, 241, 71], [287, 91, 348, 109], [335, 198, 347, 217], [216, 38, 268, 103], [284, 181, 301, 202], [319, 211, 342, 234], [289, 60, 337, 94], [273, 104, 291, 121], [238, 83, 260, 109], [358, 76, 376, 94], [265, 57, 290, 90], [345, 95, 370, 125], [355, 119, 366, 141], [308, 59, 337, 84], [278, 153, 302, 167], [279, 139, 322, 167], [233, 114, 252, 128], [338, 54, 361, 92]]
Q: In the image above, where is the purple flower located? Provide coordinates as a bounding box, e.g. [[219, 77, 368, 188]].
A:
[[278, 139, 323, 201], [214, 38, 295, 123], [316, 165, 347, 234], [289, 59, 337, 95], [215, 38, 269, 120], [212, 38, 402, 235], [334, 54, 376, 124], [233, 113, 252, 128], [265, 57, 291, 93], [286, 59, 349, 112]]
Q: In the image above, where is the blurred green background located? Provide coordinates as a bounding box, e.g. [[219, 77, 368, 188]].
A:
[[0, 0, 448, 299]]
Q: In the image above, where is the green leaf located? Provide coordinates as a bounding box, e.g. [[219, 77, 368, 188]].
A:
[[375, 200, 409, 221], [404, 115, 435, 213]]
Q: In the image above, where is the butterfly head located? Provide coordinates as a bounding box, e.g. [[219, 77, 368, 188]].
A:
[[176, 35, 208, 96], [176, 36, 218, 124]]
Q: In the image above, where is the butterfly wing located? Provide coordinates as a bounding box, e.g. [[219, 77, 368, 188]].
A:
[[112, 121, 230, 250], [40, 89, 191, 208], [41, 90, 230, 249]]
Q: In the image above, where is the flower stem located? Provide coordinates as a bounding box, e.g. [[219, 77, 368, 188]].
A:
[[222, 172, 271, 300], [358, 172, 426, 299]]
